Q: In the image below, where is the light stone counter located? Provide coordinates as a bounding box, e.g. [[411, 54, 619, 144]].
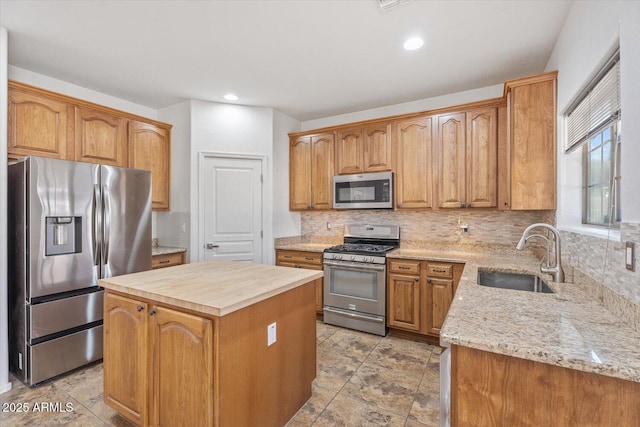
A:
[[274, 242, 334, 252], [388, 248, 640, 383], [99, 259, 323, 317], [152, 246, 187, 256]]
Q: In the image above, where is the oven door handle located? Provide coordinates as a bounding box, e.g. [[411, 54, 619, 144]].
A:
[[323, 307, 385, 323], [323, 260, 386, 272]]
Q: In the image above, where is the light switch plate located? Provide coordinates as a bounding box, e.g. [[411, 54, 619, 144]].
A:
[[267, 322, 277, 346], [625, 242, 636, 272]]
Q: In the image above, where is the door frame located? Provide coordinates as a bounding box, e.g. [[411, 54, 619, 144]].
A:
[[197, 152, 269, 264]]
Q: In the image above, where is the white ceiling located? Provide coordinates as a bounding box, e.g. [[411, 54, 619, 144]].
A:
[[0, 0, 572, 121]]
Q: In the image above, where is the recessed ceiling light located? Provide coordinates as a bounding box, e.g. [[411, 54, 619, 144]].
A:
[[403, 37, 424, 51], [224, 93, 239, 101]]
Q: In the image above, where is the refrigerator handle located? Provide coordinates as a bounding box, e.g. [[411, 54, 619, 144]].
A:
[[92, 184, 101, 266], [103, 184, 110, 265]]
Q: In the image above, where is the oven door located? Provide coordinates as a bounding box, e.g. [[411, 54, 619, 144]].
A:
[[323, 259, 385, 315]]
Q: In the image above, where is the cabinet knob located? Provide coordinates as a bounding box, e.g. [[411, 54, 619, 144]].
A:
[[415, 278, 419, 282], [427, 279, 432, 283], [149, 309, 157, 316], [137, 305, 144, 312]]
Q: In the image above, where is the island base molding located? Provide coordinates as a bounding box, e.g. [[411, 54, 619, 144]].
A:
[[103, 281, 316, 427], [450, 345, 640, 426]]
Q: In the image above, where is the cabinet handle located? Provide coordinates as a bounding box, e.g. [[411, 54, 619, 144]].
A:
[[304, 257, 314, 261], [399, 266, 410, 270], [284, 255, 292, 259], [137, 305, 144, 312], [433, 269, 447, 273], [159, 260, 170, 264], [149, 309, 157, 316]]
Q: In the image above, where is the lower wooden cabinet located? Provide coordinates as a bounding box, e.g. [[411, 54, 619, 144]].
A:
[[152, 251, 186, 269], [387, 258, 463, 337], [104, 293, 214, 427], [276, 249, 324, 313]]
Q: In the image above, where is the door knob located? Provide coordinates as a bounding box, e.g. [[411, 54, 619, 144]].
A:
[[205, 243, 219, 249]]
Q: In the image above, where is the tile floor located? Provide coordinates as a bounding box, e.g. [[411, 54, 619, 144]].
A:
[[0, 322, 441, 426]]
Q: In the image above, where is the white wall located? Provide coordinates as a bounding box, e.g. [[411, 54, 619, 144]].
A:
[[8, 66, 158, 120], [1, 26, 12, 395], [301, 84, 503, 131], [188, 100, 276, 264], [273, 110, 301, 238], [546, 0, 640, 226]]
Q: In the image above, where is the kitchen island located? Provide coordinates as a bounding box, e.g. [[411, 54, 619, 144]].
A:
[[99, 259, 323, 427]]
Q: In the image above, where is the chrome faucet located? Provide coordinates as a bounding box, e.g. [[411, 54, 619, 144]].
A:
[[516, 223, 565, 283]]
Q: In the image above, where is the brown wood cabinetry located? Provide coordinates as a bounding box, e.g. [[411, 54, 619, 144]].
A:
[[7, 81, 172, 211], [335, 123, 393, 175], [437, 113, 466, 208], [504, 71, 557, 210], [8, 85, 73, 160], [387, 258, 463, 337], [152, 251, 186, 269], [276, 249, 324, 313], [394, 116, 434, 209], [289, 133, 334, 210], [451, 345, 640, 426], [129, 121, 171, 211], [75, 106, 127, 166], [104, 292, 214, 427]]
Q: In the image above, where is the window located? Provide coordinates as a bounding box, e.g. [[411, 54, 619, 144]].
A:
[[565, 50, 621, 228]]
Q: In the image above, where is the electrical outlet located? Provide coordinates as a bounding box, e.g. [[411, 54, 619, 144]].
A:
[[625, 242, 636, 272], [327, 222, 331, 230], [181, 223, 186, 233], [267, 322, 277, 346]]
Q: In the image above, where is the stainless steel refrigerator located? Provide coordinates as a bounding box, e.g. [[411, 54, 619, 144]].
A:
[[8, 156, 152, 385]]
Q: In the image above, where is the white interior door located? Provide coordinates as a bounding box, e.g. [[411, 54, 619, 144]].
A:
[[200, 155, 263, 263]]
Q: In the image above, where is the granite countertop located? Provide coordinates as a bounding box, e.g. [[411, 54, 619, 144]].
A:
[[275, 242, 334, 253], [152, 246, 187, 256], [99, 259, 322, 317], [388, 247, 640, 383]]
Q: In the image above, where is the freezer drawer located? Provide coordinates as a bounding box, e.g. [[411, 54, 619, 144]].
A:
[[29, 325, 103, 385], [29, 289, 104, 340]]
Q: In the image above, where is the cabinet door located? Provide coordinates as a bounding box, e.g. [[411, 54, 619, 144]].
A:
[[387, 274, 421, 332], [129, 121, 171, 210], [466, 108, 497, 208], [289, 136, 312, 210], [437, 113, 466, 208], [363, 122, 393, 172], [426, 278, 453, 336], [76, 106, 127, 166], [395, 117, 434, 209], [336, 127, 363, 175], [103, 293, 149, 427], [310, 133, 335, 209], [150, 306, 213, 427], [8, 86, 73, 160], [510, 79, 556, 210]]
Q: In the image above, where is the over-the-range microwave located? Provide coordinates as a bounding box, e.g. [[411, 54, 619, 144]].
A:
[[333, 171, 393, 209]]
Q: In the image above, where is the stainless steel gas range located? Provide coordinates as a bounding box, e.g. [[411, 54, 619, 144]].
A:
[[323, 224, 400, 336]]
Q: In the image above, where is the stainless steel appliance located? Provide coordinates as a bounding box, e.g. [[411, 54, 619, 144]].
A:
[[8, 156, 152, 385], [323, 224, 400, 336], [333, 171, 393, 209]]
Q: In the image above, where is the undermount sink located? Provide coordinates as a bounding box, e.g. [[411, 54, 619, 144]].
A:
[[477, 270, 554, 293]]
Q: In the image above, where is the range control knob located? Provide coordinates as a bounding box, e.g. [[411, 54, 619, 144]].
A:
[[351, 255, 356, 261]]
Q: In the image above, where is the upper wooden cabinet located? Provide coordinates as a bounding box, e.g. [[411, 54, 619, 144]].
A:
[[75, 106, 127, 167], [436, 109, 497, 209], [8, 85, 73, 160], [289, 133, 334, 210], [395, 116, 434, 209], [505, 72, 557, 210], [335, 122, 393, 175], [129, 121, 171, 211], [7, 82, 172, 211]]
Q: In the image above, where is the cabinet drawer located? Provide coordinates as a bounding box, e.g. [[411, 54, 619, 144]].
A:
[[427, 263, 453, 278], [389, 259, 421, 275], [276, 250, 322, 266], [152, 252, 185, 269]]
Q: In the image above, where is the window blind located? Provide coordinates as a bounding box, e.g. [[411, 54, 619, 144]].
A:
[[565, 59, 620, 153]]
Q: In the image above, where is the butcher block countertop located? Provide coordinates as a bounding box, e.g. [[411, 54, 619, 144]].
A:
[[99, 259, 323, 317], [388, 247, 640, 383]]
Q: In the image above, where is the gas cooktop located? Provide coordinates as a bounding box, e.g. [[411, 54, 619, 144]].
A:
[[324, 243, 397, 256]]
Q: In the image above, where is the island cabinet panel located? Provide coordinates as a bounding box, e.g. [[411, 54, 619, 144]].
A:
[[150, 306, 213, 427], [75, 106, 128, 167], [8, 86, 73, 160], [451, 345, 640, 427], [128, 120, 171, 211], [505, 72, 557, 210], [394, 116, 434, 209], [103, 293, 149, 427]]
